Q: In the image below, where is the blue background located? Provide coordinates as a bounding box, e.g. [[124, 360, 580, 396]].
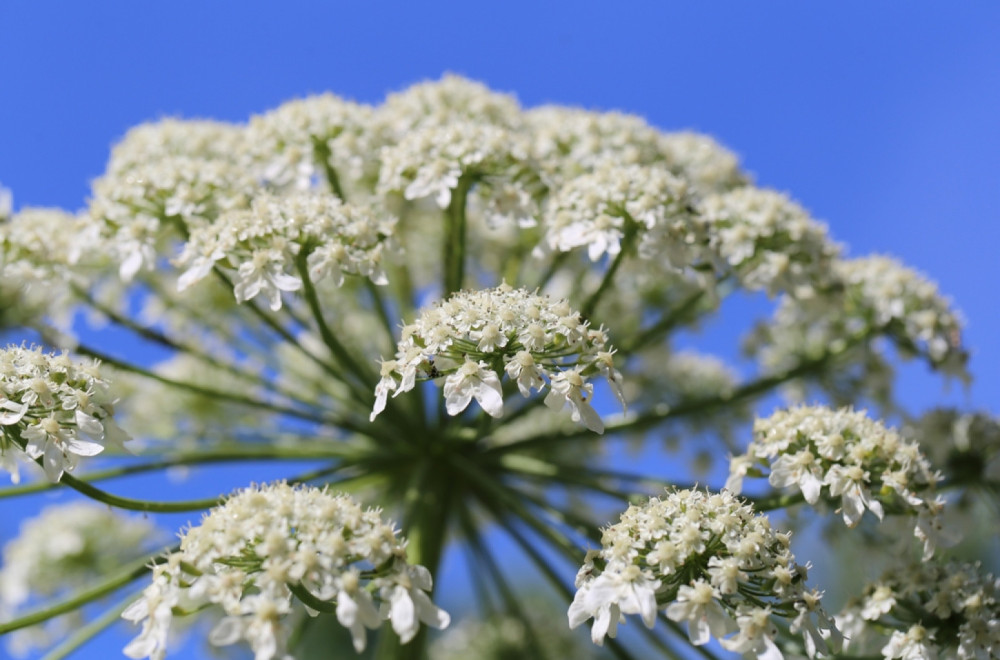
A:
[[1, 2, 998, 658]]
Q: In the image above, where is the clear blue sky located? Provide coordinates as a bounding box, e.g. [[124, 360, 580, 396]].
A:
[[1, 2, 998, 658]]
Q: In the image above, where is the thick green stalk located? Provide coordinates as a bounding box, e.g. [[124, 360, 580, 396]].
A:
[[443, 175, 473, 297], [374, 459, 454, 660]]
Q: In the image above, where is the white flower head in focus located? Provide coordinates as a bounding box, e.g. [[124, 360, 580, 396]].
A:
[[541, 162, 702, 266], [371, 283, 623, 431], [121, 483, 449, 660], [570, 488, 837, 657], [700, 187, 840, 298], [377, 120, 542, 228], [728, 406, 944, 558], [0, 344, 129, 483]]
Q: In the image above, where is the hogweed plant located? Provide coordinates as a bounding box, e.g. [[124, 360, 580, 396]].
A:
[[0, 75, 996, 660]]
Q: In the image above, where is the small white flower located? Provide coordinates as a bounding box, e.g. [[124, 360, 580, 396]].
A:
[[545, 367, 603, 433], [443, 359, 504, 418], [666, 581, 732, 645], [384, 565, 451, 644], [882, 625, 935, 660]]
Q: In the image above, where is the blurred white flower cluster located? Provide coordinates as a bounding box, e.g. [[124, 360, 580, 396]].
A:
[[836, 559, 1000, 659], [0, 344, 129, 482], [88, 120, 254, 281], [751, 256, 968, 385], [122, 482, 449, 660], [569, 488, 837, 658], [174, 190, 396, 311], [371, 283, 623, 431], [246, 94, 375, 191], [727, 406, 945, 558], [0, 502, 158, 657]]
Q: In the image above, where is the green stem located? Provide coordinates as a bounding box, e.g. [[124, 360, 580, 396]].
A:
[[69, 342, 359, 430], [489, 511, 640, 660], [622, 288, 710, 354], [533, 251, 569, 292], [375, 459, 454, 660], [210, 266, 351, 388], [443, 175, 473, 297], [365, 279, 398, 347], [313, 138, 346, 200], [56, 470, 221, 512], [453, 453, 582, 562], [294, 251, 376, 403], [41, 589, 141, 660], [0, 445, 362, 500], [73, 284, 316, 409], [454, 501, 550, 658], [745, 490, 807, 512], [581, 241, 629, 319], [0, 546, 174, 635]]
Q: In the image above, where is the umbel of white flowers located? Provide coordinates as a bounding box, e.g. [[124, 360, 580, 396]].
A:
[[727, 406, 948, 559], [0, 344, 130, 483], [122, 483, 450, 660], [371, 283, 624, 432], [569, 488, 839, 659], [835, 559, 1000, 659]]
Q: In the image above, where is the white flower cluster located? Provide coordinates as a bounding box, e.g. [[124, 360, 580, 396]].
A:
[[727, 406, 945, 558], [1, 502, 156, 610], [246, 94, 375, 191], [656, 131, 749, 195], [122, 482, 450, 660], [377, 120, 540, 227], [375, 74, 522, 136], [0, 345, 129, 483], [701, 187, 839, 297], [569, 488, 837, 658], [0, 207, 97, 281], [371, 284, 624, 432], [836, 256, 965, 366], [175, 190, 396, 310], [541, 163, 700, 265], [88, 119, 253, 280], [0, 207, 100, 329], [524, 107, 668, 180], [751, 256, 967, 381], [523, 108, 747, 196], [540, 163, 838, 301], [836, 560, 1000, 660]]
